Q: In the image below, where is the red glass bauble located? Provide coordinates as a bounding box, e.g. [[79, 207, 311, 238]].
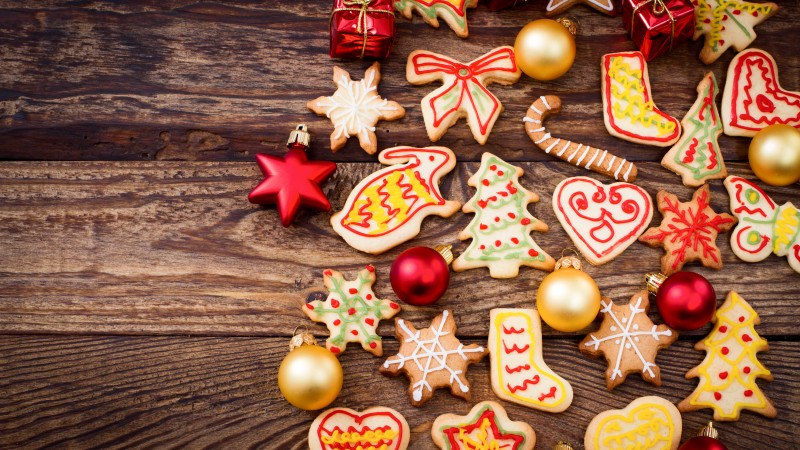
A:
[[390, 247, 450, 306], [679, 436, 728, 450], [656, 271, 716, 331]]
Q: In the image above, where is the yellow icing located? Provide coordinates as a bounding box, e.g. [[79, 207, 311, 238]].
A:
[[321, 428, 397, 447], [594, 404, 674, 450], [457, 418, 500, 450], [695, 0, 775, 49], [774, 206, 799, 252], [608, 56, 676, 136]]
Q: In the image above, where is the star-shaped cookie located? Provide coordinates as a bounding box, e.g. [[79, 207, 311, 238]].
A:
[[432, 401, 535, 450], [639, 185, 736, 275], [381, 310, 487, 406], [308, 62, 405, 155], [395, 0, 479, 38], [303, 265, 400, 356], [580, 291, 678, 390], [692, 0, 778, 64], [545, 0, 616, 16]]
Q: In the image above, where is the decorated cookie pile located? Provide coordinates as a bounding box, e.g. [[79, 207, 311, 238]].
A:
[[262, 1, 796, 448]]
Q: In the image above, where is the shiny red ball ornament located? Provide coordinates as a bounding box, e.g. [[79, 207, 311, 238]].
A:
[[679, 436, 728, 450], [646, 271, 716, 331], [248, 124, 336, 227], [390, 246, 452, 306]]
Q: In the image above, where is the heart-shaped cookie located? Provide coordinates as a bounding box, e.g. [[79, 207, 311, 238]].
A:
[[309, 406, 410, 450], [552, 176, 653, 265], [722, 49, 800, 137], [584, 396, 682, 450]]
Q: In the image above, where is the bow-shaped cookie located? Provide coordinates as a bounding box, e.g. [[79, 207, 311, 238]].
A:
[[407, 46, 521, 145]]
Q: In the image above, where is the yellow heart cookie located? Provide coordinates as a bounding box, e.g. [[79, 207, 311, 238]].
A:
[[584, 396, 681, 450]]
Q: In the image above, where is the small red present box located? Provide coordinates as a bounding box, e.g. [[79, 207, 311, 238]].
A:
[[330, 0, 395, 59], [486, 0, 528, 12], [622, 0, 694, 61]]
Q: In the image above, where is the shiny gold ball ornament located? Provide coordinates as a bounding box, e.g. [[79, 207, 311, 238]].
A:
[[536, 256, 601, 332], [514, 18, 577, 81], [748, 124, 800, 186], [277, 330, 343, 410]]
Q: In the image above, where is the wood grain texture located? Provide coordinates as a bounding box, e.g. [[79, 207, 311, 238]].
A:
[[0, 160, 797, 338], [1, 336, 798, 449], [0, 1, 797, 162]]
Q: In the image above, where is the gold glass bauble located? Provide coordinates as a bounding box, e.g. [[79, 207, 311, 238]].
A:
[[278, 333, 343, 410], [749, 124, 800, 186], [536, 257, 600, 332], [514, 19, 576, 81]]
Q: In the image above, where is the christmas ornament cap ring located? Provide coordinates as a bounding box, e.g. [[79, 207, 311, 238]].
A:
[[288, 326, 317, 351], [287, 124, 311, 148]]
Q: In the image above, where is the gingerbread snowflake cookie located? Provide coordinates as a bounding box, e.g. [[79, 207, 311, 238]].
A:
[[395, 0, 478, 38], [639, 185, 736, 275], [380, 310, 487, 407], [432, 401, 536, 450], [308, 62, 405, 155], [692, 0, 778, 64], [580, 291, 677, 390], [407, 47, 521, 145], [303, 265, 400, 356]]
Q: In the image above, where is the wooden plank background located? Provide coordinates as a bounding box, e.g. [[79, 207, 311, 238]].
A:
[[0, 1, 798, 449]]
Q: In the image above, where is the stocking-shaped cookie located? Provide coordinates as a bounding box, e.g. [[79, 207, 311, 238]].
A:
[[601, 51, 681, 146], [407, 47, 521, 145], [721, 49, 800, 137], [395, 0, 478, 38], [692, 0, 778, 64]]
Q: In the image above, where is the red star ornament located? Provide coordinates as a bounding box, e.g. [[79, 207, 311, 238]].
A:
[[248, 126, 336, 226]]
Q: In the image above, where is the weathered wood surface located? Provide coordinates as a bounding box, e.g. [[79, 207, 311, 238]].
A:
[[0, 1, 798, 449]]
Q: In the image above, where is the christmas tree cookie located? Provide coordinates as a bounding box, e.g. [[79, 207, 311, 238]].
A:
[[678, 291, 777, 420], [395, 0, 478, 38], [601, 51, 681, 147], [692, 0, 778, 64], [303, 265, 400, 356], [662, 72, 727, 186], [452, 152, 555, 278]]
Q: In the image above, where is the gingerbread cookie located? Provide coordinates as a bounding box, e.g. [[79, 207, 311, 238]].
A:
[[452, 152, 555, 279], [721, 49, 800, 137], [407, 47, 521, 145], [303, 265, 400, 356], [678, 291, 776, 421], [585, 396, 682, 450], [381, 310, 487, 407], [309, 406, 410, 450], [489, 308, 573, 413], [432, 401, 535, 450], [580, 291, 677, 390], [330, 146, 461, 255], [395, 0, 478, 38], [724, 176, 800, 274], [692, 0, 778, 64], [662, 72, 727, 186], [553, 176, 653, 266], [601, 51, 680, 147], [525, 95, 638, 182], [639, 185, 736, 275], [546, 0, 616, 16], [308, 62, 405, 155]]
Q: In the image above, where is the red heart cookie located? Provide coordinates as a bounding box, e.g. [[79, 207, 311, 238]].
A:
[[309, 406, 410, 450], [722, 49, 800, 137], [552, 177, 653, 265]]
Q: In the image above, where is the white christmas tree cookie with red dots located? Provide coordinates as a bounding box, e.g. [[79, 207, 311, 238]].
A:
[[303, 265, 400, 356], [489, 308, 573, 412], [692, 0, 778, 64], [678, 291, 777, 421], [452, 152, 555, 278]]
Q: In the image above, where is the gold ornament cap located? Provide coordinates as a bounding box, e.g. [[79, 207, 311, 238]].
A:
[[433, 244, 454, 265], [289, 329, 317, 351], [554, 255, 582, 271], [555, 17, 578, 36], [645, 272, 667, 295], [697, 422, 720, 439], [554, 442, 574, 450], [287, 124, 311, 148]]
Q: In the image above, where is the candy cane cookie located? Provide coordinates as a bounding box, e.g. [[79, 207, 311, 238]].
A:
[[524, 95, 638, 182]]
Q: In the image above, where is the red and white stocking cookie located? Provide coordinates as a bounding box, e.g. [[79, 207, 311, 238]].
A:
[[721, 49, 800, 137], [552, 176, 653, 266], [330, 146, 461, 255], [601, 51, 680, 147], [678, 291, 777, 421], [309, 406, 410, 450], [407, 47, 521, 145], [395, 0, 478, 38], [489, 308, 573, 413], [692, 0, 778, 64], [303, 266, 400, 356], [432, 401, 536, 450], [585, 396, 682, 450]]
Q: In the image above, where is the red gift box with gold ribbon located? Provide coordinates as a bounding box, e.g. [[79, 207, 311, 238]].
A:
[[330, 0, 395, 59], [622, 0, 695, 61]]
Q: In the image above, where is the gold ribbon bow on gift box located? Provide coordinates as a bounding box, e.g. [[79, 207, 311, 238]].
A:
[[631, 0, 677, 51], [331, 0, 394, 58]]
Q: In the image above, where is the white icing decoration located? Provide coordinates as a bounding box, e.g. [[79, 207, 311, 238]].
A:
[[544, 139, 560, 154], [534, 133, 550, 145], [546, 0, 614, 12], [316, 69, 398, 140]]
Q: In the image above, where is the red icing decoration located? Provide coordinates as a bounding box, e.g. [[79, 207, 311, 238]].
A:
[[743, 366, 751, 374], [507, 375, 541, 393], [348, 308, 356, 315], [719, 371, 728, 379], [744, 390, 753, 397], [365, 318, 375, 326], [442, 408, 524, 450], [331, 299, 341, 308], [721, 346, 729, 355], [349, 288, 358, 294], [719, 325, 727, 333], [315, 408, 406, 450], [742, 334, 752, 342], [333, 319, 341, 326], [351, 330, 359, 335], [370, 342, 377, 349], [714, 392, 722, 400]]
